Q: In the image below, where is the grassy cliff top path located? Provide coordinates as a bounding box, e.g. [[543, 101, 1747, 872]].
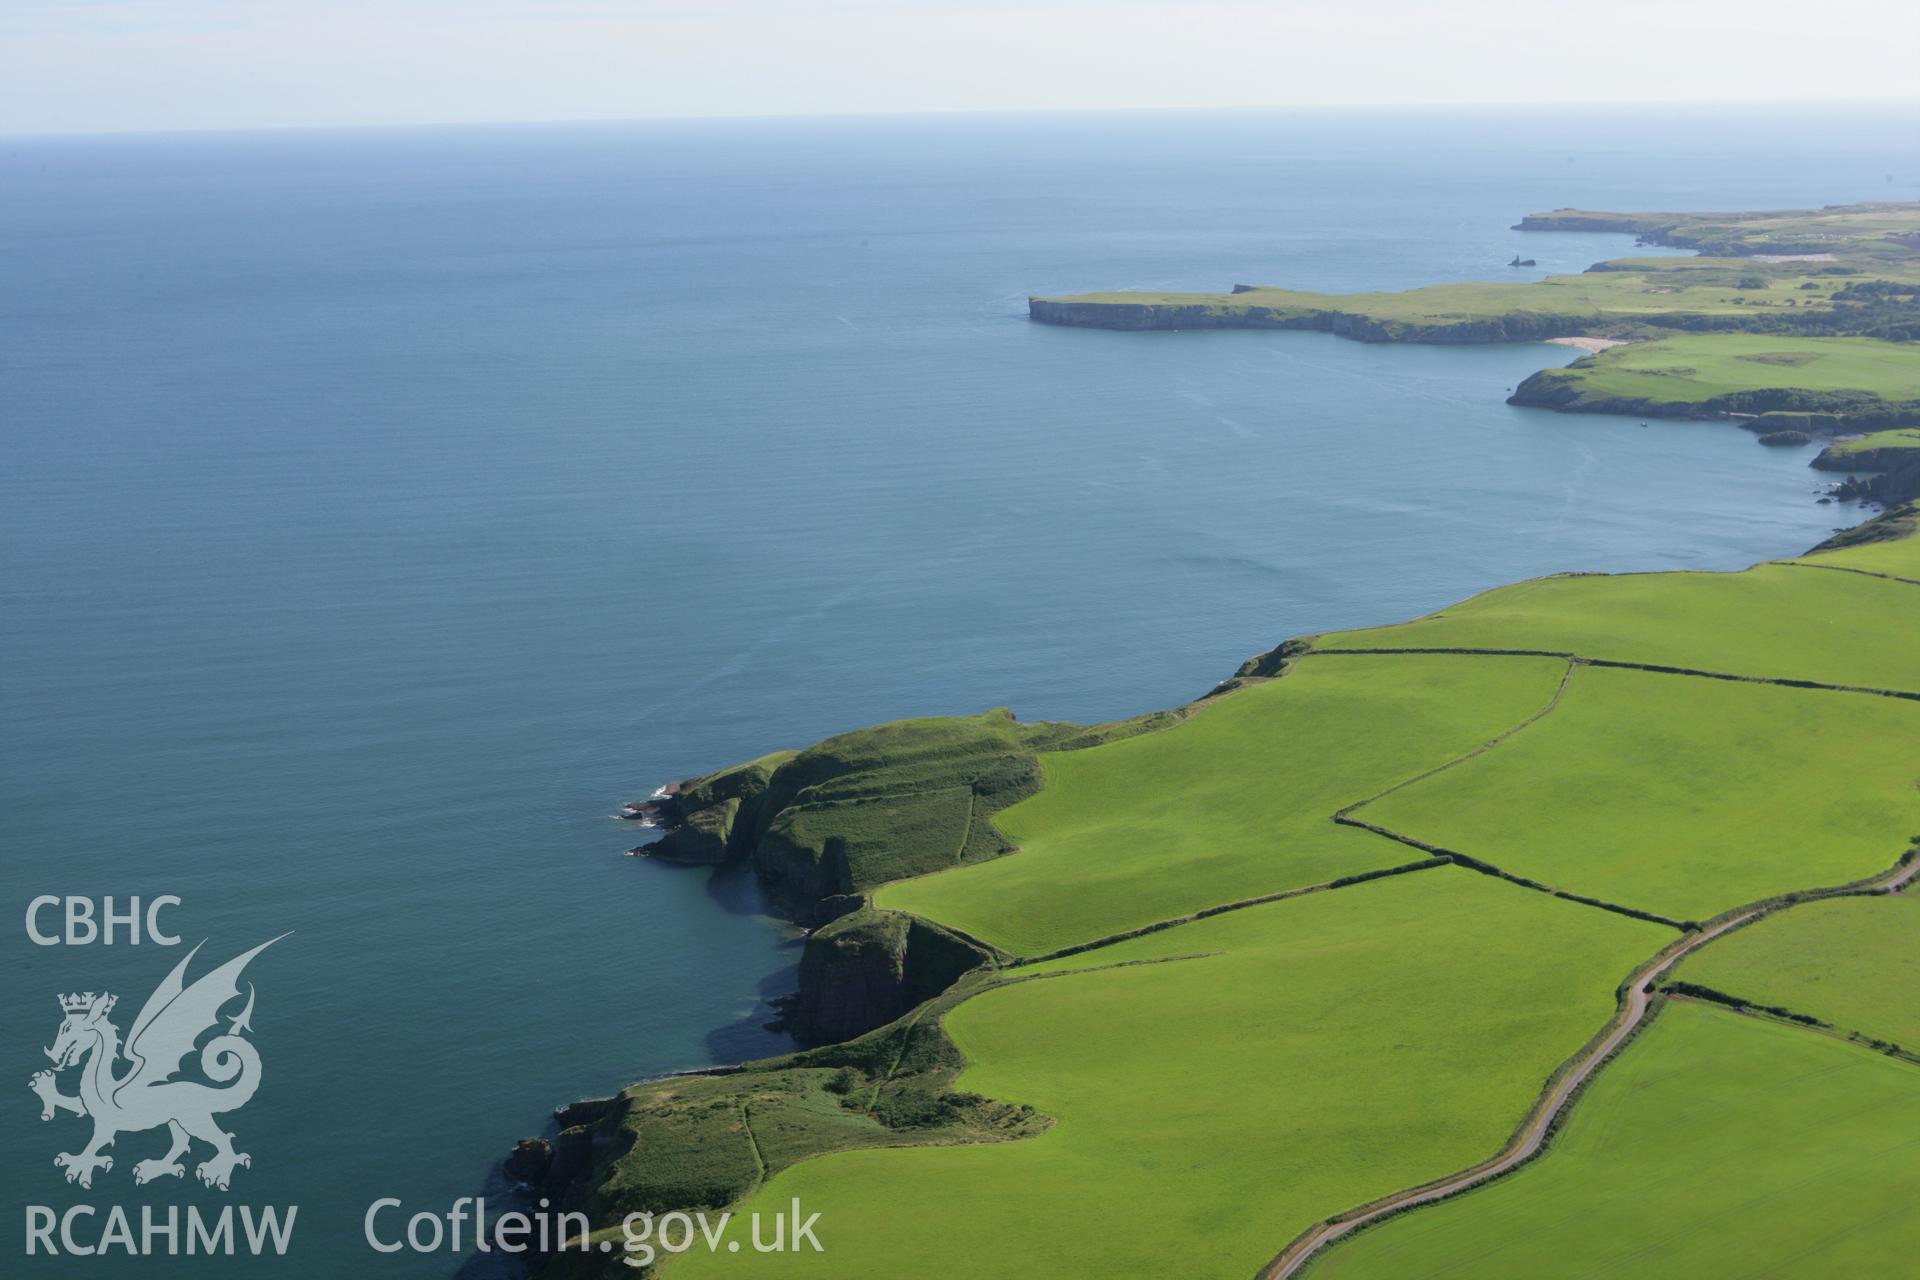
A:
[[670, 870, 1668, 1280], [1306, 1000, 1920, 1280]]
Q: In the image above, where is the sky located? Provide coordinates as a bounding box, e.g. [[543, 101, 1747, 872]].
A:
[[4, 0, 1919, 135]]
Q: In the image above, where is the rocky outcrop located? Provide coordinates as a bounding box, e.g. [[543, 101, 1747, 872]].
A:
[[644, 795, 738, 864], [1828, 458, 1920, 507], [786, 907, 996, 1044], [1234, 636, 1315, 681], [1810, 500, 1920, 553], [503, 1137, 553, 1186]]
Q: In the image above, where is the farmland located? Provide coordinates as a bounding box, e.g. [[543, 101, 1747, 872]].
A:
[[1676, 892, 1920, 1050], [1356, 665, 1920, 923], [1307, 1002, 1920, 1280], [672, 871, 1668, 1279], [1315, 560, 1920, 693], [877, 653, 1567, 955]]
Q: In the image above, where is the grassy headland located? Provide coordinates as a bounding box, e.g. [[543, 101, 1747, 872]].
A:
[[1508, 333, 1920, 422]]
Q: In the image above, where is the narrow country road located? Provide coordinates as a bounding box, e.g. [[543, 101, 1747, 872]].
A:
[[1260, 854, 1920, 1280]]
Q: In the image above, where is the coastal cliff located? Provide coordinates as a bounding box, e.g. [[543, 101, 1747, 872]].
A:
[[790, 907, 997, 1043], [1027, 295, 1588, 343], [632, 704, 1187, 1040], [1810, 429, 1920, 506]]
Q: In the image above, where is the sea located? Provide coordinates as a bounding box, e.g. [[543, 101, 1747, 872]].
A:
[[3, 103, 1916, 1275]]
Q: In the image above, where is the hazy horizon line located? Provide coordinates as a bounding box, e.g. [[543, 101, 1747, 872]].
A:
[[7, 95, 1919, 143]]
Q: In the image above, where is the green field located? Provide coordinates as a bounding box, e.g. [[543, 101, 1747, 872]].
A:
[[1517, 333, 1920, 412], [1309, 1002, 1920, 1280], [1677, 892, 1920, 1049], [673, 871, 1668, 1280], [1317, 559, 1920, 693], [876, 653, 1567, 955], [1358, 665, 1920, 922]]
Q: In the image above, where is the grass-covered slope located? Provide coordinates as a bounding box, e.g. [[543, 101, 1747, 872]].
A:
[[1307, 1001, 1920, 1280], [876, 653, 1567, 955], [1357, 665, 1920, 923], [1795, 499, 1920, 576], [1674, 889, 1920, 1051], [1509, 333, 1920, 421], [672, 871, 1668, 1280]]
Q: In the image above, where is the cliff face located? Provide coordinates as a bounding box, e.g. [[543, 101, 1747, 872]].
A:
[[633, 710, 1068, 1039], [788, 908, 995, 1044], [1812, 445, 1920, 473], [1820, 457, 1920, 507], [1511, 212, 1680, 237], [1027, 297, 1311, 332]]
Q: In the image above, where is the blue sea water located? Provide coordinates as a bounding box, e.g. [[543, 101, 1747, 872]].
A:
[[2, 104, 1916, 1275]]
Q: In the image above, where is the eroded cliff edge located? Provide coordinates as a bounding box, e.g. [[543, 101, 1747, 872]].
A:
[[629, 703, 1201, 1042]]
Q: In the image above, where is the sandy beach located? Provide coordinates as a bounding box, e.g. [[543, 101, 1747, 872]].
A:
[[1543, 335, 1630, 353]]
